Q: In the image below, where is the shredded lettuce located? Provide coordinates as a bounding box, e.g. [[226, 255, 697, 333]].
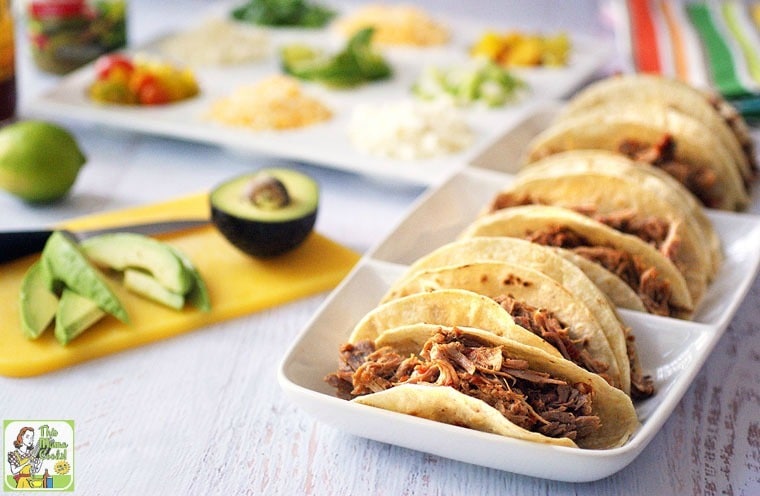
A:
[[412, 59, 526, 107]]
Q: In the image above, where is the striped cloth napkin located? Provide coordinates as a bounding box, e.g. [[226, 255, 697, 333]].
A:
[[617, 0, 760, 117]]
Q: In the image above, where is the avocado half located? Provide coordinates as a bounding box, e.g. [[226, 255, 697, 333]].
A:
[[210, 168, 319, 258]]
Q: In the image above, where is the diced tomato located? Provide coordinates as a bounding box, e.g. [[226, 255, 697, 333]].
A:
[[137, 79, 170, 105], [127, 70, 154, 95], [31, 34, 49, 50], [89, 54, 198, 105], [94, 54, 134, 81]]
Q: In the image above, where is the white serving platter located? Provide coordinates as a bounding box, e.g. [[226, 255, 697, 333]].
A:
[[26, 1, 611, 186], [278, 106, 760, 481]]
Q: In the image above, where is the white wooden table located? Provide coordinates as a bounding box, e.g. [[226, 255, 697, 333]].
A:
[[2, 1, 759, 494]]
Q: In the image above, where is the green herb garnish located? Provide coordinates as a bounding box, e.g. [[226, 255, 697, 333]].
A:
[[231, 0, 335, 28]]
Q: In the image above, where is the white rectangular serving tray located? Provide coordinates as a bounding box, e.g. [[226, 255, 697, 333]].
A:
[[278, 106, 760, 482], [26, 1, 610, 186]]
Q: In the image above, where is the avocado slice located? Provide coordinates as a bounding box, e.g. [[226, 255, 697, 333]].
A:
[[42, 231, 129, 323], [210, 168, 318, 258], [167, 246, 211, 312], [123, 269, 185, 310], [280, 28, 390, 88], [54, 289, 106, 345], [19, 261, 60, 339], [280, 44, 330, 80], [80, 233, 193, 295]]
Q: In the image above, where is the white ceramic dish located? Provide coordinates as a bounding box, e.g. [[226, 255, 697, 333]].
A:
[[26, 2, 610, 186], [278, 107, 760, 481]]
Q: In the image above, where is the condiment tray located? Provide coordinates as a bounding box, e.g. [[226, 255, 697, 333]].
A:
[[25, 1, 610, 186]]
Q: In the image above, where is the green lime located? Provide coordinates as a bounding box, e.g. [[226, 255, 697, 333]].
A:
[[0, 120, 86, 203]]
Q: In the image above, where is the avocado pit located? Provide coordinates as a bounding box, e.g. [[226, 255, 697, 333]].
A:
[[244, 173, 291, 210], [211, 168, 319, 258]]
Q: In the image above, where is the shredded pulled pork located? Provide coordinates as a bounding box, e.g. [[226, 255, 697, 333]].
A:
[[618, 135, 720, 208], [487, 192, 537, 212], [706, 91, 758, 178], [589, 209, 680, 262], [325, 328, 601, 441], [624, 327, 655, 399], [324, 340, 421, 400], [486, 195, 681, 263], [492, 294, 611, 384], [525, 225, 677, 317]]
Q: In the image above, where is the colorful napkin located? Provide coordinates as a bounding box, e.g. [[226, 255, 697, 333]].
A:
[[619, 0, 760, 117]]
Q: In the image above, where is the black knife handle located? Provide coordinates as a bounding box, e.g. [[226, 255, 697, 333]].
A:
[[0, 230, 54, 264]]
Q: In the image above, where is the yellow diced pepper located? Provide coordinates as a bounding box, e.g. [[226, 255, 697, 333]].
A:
[[541, 33, 571, 66], [504, 37, 543, 66], [471, 31, 506, 60]]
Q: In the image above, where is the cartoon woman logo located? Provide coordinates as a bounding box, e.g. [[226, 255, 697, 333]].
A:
[[6, 426, 42, 488]]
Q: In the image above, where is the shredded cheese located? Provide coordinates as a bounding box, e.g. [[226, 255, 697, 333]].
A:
[[207, 75, 332, 130], [334, 4, 449, 46], [159, 19, 270, 66]]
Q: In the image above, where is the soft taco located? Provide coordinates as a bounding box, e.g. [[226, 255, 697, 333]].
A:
[[348, 288, 562, 358], [381, 260, 630, 395], [460, 205, 694, 319], [523, 100, 749, 211], [558, 73, 755, 185], [382, 237, 657, 398], [397, 236, 644, 312], [326, 325, 639, 449], [485, 149, 720, 305]]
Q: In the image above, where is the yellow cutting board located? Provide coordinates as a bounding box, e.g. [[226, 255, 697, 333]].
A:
[[0, 193, 360, 377]]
